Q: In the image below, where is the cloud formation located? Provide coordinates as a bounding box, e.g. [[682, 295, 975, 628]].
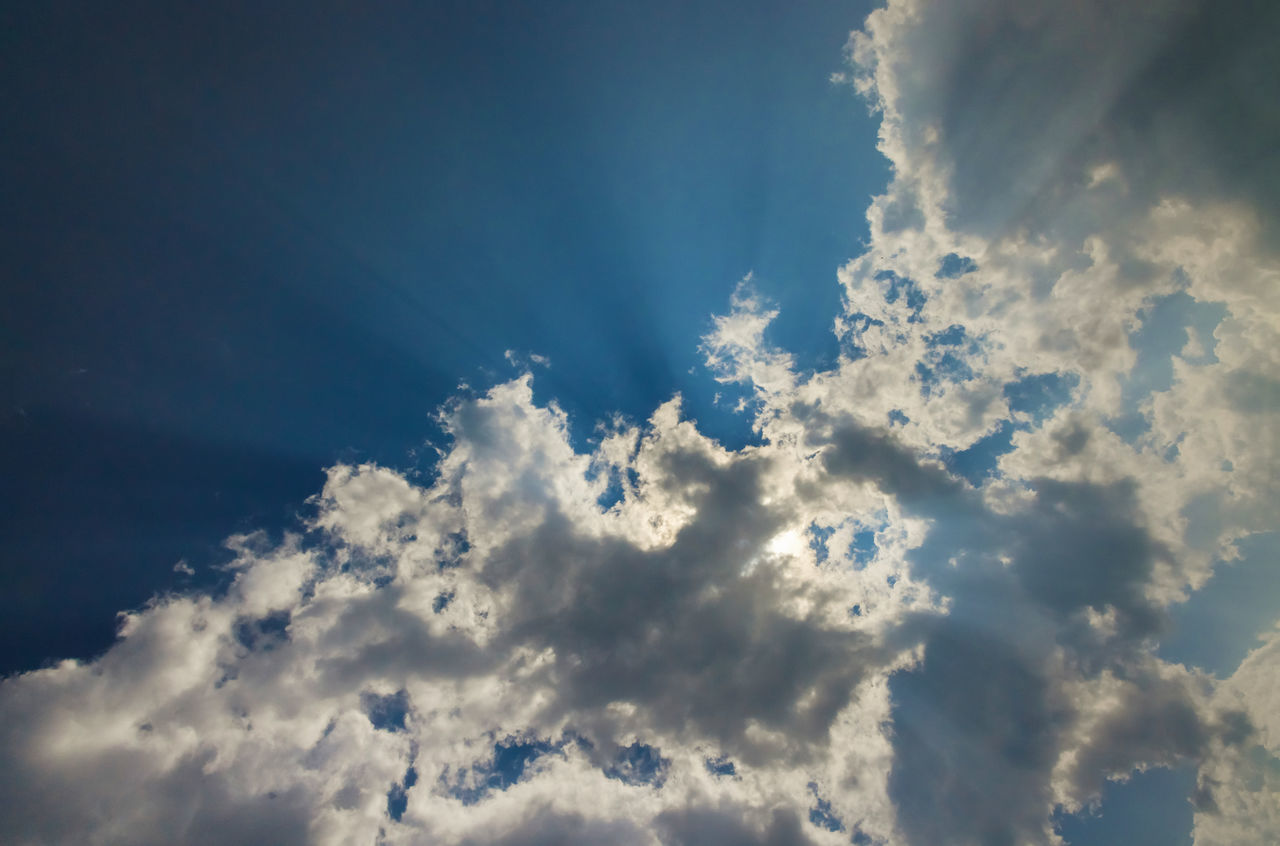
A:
[[2, 2, 1277, 844]]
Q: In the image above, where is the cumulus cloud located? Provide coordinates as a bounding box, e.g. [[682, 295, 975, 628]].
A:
[[1189, 624, 1280, 845], [2, 2, 1277, 844]]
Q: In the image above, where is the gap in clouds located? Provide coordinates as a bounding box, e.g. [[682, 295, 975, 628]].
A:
[[1052, 764, 1196, 846], [1160, 532, 1280, 678]]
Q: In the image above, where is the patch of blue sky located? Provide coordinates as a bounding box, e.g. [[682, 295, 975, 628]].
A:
[[704, 755, 737, 778], [916, 354, 976, 399], [838, 312, 887, 361], [595, 466, 627, 511], [491, 738, 557, 787], [386, 766, 417, 822], [941, 420, 1017, 486], [1051, 764, 1195, 846], [811, 518, 881, 569], [936, 253, 979, 279], [434, 530, 470, 571], [233, 609, 291, 652], [338, 549, 398, 588], [1105, 410, 1153, 445], [362, 690, 411, 733], [936, 351, 976, 383], [850, 528, 879, 568], [809, 524, 837, 564], [1181, 490, 1230, 554], [807, 784, 845, 832], [1003, 371, 1080, 425], [917, 326, 985, 398], [445, 736, 561, 805], [1106, 288, 1227, 445], [605, 742, 671, 788], [1159, 532, 1280, 677], [1128, 290, 1228, 393], [876, 271, 927, 322], [925, 323, 967, 348]]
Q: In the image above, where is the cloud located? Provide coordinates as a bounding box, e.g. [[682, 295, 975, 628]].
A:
[[2, 2, 1277, 845], [1191, 625, 1280, 844], [701, 278, 799, 400], [848, 0, 1280, 250], [0, 372, 1256, 845], [656, 805, 820, 846]]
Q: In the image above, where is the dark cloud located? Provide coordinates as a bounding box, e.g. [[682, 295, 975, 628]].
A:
[[1223, 370, 1280, 415], [0, 746, 313, 846], [483, 450, 885, 762], [1011, 479, 1166, 637], [888, 623, 1072, 846], [1100, 0, 1280, 239], [656, 806, 819, 846], [0, 384, 1255, 844], [459, 809, 651, 846], [881, 0, 1280, 245], [821, 421, 971, 507], [816, 416, 1214, 843], [1065, 677, 1212, 798], [821, 418, 1168, 636], [307, 583, 498, 693]]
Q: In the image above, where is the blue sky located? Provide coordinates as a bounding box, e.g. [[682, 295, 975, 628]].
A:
[[2, 2, 1278, 845], [2, 0, 884, 673]]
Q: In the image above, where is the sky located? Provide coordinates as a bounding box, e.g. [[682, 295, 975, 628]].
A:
[[0, 2, 1277, 845]]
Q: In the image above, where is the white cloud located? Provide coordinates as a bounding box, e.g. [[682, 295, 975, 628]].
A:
[[700, 278, 798, 401], [1192, 625, 1280, 845]]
